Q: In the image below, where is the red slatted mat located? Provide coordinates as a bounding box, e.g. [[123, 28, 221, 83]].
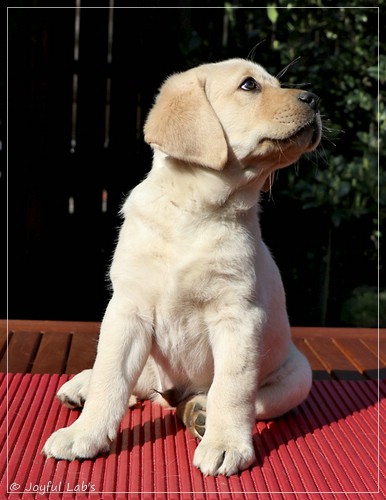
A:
[[0, 373, 384, 499]]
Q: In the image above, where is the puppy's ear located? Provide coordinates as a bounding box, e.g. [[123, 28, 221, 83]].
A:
[[144, 71, 228, 170]]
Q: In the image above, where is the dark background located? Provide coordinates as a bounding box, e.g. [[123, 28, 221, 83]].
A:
[[3, 2, 384, 326]]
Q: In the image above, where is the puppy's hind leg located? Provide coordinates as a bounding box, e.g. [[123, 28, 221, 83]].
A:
[[57, 363, 150, 410], [255, 345, 312, 420], [57, 369, 92, 409]]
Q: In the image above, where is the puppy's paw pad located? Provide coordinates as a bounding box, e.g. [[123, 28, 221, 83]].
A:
[[189, 402, 206, 439], [177, 395, 207, 440]]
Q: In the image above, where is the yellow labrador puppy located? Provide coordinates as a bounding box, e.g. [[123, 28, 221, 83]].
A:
[[44, 58, 321, 476]]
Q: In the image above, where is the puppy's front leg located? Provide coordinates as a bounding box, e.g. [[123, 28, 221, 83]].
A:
[[193, 308, 261, 476], [43, 298, 152, 460]]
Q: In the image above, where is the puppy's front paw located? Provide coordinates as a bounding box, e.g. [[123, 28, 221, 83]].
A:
[[193, 436, 255, 476], [43, 422, 111, 460]]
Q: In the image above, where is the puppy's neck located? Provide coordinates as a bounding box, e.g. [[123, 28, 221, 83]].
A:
[[149, 149, 265, 216]]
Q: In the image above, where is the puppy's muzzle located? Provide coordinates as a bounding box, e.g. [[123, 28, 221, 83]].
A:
[[297, 91, 320, 111], [295, 91, 322, 150]]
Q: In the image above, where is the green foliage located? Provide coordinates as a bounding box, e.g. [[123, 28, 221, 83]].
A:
[[271, 5, 382, 232], [267, 6, 279, 25], [287, 153, 381, 229], [341, 287, 386, 327]]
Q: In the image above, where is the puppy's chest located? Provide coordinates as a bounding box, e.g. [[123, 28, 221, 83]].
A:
[[118, 202, 259, 308], [152, 311, 213, 375], [160, 222, 256, 302]]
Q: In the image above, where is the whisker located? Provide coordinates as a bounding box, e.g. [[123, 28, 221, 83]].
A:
[[322, 134, 337, 147], [276, 56, 302, 80], [321, 119, 343, 148], [247, 40, 267, 61], [281, 82, 312, 89]]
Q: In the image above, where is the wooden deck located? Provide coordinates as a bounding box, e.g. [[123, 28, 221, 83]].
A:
[[1, 319, 384, 380]]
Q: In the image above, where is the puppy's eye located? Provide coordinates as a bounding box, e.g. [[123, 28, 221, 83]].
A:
[[240, 77, 261, 91]]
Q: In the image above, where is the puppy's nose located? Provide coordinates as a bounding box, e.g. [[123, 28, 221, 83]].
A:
[[298, 91, 320, 111]]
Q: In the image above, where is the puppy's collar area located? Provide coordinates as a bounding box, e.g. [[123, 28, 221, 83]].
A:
[[148, 153, 266, 216]]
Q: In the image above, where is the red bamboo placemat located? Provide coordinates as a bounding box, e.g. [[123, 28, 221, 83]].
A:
[[1, 373, 384, 498]]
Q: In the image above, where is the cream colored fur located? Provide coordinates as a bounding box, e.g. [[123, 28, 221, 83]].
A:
[[43, 58, 321, 477]]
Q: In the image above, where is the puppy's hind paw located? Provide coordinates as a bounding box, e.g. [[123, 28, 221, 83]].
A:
[[177, 394, 207, 440], [56, 370, 92, 409]]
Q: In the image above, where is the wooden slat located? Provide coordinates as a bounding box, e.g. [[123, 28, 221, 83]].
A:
[[65, 330, 98, 374], [333, 337, 383, 380], [3, 319, 100, 335], [0, 321, 100, 374], [0, 327, 7, 364], [304, 338, 365, 381], [291, 326, 382, 340], [31, 331, 72, 375], [361, 336, 386, 365], [380, 336, 386, 363], [0, 331, 41, 373]]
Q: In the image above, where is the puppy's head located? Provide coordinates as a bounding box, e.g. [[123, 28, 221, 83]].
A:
[[144, 58, 321, 179]]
